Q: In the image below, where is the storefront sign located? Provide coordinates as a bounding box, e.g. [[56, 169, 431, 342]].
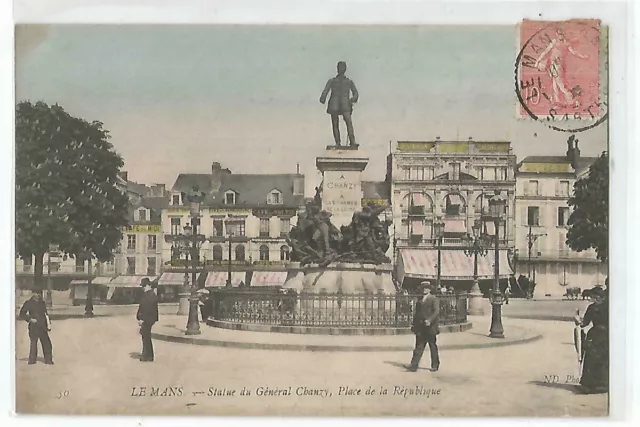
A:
[[206, 260, 252, 266], [253, 260, 285, 266], [361, 198, 388, 207], [396, 141, 435, 152], [252, 208, 297, 218], [124, 225, 161, 233], [520, 162, 572, 173]]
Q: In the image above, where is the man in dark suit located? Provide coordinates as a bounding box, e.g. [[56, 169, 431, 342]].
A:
[[19, 289, 53, 365], [407, 281, 440, 372], [136, 278, 159, 362], [319, 61, 359, 147]]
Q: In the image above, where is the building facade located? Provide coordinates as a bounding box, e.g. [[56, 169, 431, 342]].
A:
[[160, 162, 305, 287], [389, 138, 517, 291], [515, 139, 606, 297]]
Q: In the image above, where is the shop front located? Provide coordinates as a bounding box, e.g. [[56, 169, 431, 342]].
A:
[[396, 248, 513, 294]]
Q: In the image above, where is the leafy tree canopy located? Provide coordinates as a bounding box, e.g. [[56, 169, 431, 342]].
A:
[[15, 101, 129, 266], [567, 151, 608, 262]]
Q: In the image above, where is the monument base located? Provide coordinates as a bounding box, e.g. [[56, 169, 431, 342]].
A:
[[325, 144, 359, 150], [283, 263, 395, 294]]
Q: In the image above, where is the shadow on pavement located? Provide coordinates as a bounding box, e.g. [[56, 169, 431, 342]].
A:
[[129, 352, 142, 361], [18, 357, 46, 363], [528, 380, 582, 393], [384, 360, 430, 371]]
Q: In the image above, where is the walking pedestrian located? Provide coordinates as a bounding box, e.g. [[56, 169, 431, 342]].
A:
[[406, 281, 440, 372], [136, 278, 159, 362], [19, 289, 53, 365]]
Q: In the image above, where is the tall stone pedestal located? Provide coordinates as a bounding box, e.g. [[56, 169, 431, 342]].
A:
[[316, 146, 369, 228]]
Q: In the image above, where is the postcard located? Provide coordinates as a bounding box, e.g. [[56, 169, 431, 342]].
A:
[[13, 15, 615, 417]]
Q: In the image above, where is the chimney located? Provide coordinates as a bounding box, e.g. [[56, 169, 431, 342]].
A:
[[211, 162, 221, 175], [151, 184, 166, 197], [293, 176, 304, 196], [118, 171, 128, 182], [296, 162, 300, 175]]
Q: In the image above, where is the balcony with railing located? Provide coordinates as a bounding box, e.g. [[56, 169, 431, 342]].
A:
[[516, 248, 600, 261]]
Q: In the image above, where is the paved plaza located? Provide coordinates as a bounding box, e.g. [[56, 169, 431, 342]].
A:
[[15, 310, 607, 417]]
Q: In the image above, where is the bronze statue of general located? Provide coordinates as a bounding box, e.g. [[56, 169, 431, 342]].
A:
[[319, 61, 359, 147]]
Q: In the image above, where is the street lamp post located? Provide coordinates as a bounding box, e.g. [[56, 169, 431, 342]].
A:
[[227, 232, 234, 288], [464, 219, 489, 315], [45, 244, 59, 308], [527, 225, 546, 297], [84, 253, 95, 317], [488, 190, 507, 339], [433, 217, 445, 290], [165, 188, 206, 335]]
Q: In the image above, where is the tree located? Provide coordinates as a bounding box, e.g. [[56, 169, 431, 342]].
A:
[[567, 151, 608, 262], [15, 101, 130, 288]]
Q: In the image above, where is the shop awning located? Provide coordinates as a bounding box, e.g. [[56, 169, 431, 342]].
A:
[[444, 219, 466, 234], [205, 271, 246, 288], [71, 276, 114, 285], [251, 271, 287, 287], [109, 275, 158, 288], [93, 276, 114, 285], [158, 272, 187, 286], [397, 249, 512, 282]]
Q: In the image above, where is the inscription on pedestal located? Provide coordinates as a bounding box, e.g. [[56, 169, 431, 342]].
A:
[[322, 170, 362, 228]]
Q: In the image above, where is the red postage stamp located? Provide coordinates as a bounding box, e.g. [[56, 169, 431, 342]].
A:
[[516, 19, 603, 124]]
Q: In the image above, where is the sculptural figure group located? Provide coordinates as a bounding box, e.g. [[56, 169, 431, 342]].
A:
[[286, 187, 392, 266]]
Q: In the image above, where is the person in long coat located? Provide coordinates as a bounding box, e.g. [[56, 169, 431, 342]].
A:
[[574, 286, 608, 393], [407, 281, 440, 372], [136, 278, 159, 362], [319, 61, 359, 147], [19, 289, 53, 365]]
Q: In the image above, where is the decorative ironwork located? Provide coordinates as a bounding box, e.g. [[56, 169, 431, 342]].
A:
[[209, 291, 467, 328]]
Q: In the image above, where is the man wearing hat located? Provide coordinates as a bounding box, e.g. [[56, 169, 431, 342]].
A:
[[407, 281, 440, 372], [136, 278, 159, 362], [19, 289, 53, 365]]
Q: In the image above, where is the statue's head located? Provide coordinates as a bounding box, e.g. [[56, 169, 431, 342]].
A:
[[337, 61, 347, 75]]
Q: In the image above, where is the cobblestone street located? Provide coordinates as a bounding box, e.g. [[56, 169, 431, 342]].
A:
[[15, 315, 607, 417]]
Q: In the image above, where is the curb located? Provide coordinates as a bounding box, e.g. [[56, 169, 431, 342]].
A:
[[504, 315, 573, 322], [151, 328, 543, 352], [206, 319, 473, 336]]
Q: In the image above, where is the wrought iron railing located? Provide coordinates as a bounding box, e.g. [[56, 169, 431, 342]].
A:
[[209, 291, 467, 328]]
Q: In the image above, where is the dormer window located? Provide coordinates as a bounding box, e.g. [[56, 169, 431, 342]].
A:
[[225, 190, 237, 205], [137, 208, 148, 221], [171, 193, 181, 206], [267, 189, 282, 205]]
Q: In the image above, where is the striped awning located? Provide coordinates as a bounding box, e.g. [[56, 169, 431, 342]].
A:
[[158, 272, 187, 286], [251, 271, 287, 287], [397, 249, 512, 282], [93, 276, 114, 285], [444, 219, 466, 234], [71, 276, 114, 285], [205, 271, 246, 287], [109, 275, 158, 288]]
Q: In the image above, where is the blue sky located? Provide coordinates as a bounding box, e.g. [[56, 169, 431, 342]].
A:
[[16, 24, 607, 191]]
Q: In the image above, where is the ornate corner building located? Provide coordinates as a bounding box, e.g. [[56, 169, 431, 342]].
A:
[[389, 138, 517, 291]]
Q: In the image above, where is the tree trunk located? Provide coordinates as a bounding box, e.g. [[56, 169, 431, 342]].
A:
[[33, 252, 44, 290]]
